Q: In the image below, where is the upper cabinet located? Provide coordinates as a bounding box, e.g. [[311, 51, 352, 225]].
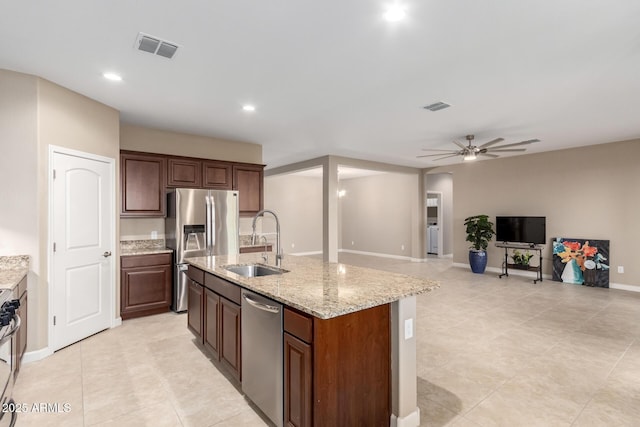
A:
[[121, 151, 166, 217], [120, 150, 263, 218], [233, 163, 264, 217], [202, 160, 233, 189], [167, 157, 202, 188]]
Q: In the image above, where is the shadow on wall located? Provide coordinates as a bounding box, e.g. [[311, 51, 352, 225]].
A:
[[417, 376, 462, 426]]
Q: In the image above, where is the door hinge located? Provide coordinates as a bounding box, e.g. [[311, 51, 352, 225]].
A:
[[53, 242, 56, 252], [53, 169, 56, 180], [53, 315, 56, 326]]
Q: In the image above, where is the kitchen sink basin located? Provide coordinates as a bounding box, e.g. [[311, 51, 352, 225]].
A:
[[224, 264, 288, 278]]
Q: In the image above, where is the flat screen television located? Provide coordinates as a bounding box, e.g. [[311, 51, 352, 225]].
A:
[[496, 216, 546, 245]]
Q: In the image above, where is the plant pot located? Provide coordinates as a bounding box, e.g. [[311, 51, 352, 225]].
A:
[[469, 250, 488, 274]]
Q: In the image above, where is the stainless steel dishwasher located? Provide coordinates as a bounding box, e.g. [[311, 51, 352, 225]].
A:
[[241, 290, 283, 427]]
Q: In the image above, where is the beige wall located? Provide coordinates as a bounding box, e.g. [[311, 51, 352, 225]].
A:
[[0, 69, 120, 352], [340, 173, 419, 258], [263, 175, 323, 254], [120, 124, 262, 164], [430, 138, 640, 287]]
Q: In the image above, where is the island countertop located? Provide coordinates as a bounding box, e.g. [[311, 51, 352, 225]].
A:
[[186, 254, 439, 319]]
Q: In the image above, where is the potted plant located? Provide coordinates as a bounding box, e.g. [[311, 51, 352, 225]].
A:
[[511, 249, 534, 269], [464, 214, 495, 274]]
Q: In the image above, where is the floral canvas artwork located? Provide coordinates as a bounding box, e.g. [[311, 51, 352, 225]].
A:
[[552, 238, 610, 287]]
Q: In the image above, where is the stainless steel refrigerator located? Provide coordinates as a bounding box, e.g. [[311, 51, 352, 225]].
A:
[[165, 188, 239, 312]]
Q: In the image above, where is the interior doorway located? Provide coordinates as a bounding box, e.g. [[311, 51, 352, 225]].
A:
[[426, 192, 443, 257]]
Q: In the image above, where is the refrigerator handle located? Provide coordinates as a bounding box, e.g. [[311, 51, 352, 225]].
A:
[[205, 195, 213, 254], [211, 196, 216, 248]]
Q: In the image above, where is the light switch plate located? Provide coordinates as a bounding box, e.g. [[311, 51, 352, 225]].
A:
[[404, 318, 413, 340], [151, 230, 158, 239]]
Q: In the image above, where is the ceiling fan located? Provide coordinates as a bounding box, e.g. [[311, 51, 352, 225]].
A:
[[417, 135, 540, 161]]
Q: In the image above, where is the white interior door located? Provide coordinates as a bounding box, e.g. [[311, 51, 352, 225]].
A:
[[51, 149, 114, 351]]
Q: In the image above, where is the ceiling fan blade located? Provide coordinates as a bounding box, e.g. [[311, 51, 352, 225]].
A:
[[416, 152, 458, 158], [490, 139, 539, 149], [432, 154, 461, 161], [477, 138, 504, 149], [478, 153, 499, 158], [487, 148, 527, 152], [452, 140, 467, 150], [421, 148, 460, 152]]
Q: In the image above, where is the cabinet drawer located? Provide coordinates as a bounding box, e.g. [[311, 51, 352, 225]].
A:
[[284, 307, 313, 343], [205, 273, 241, 305], [121, 253, 172, 269], [187, 265, 205, 284]]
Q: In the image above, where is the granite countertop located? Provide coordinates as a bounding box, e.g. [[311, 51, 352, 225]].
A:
[[186, 253, 439, 319], [120, 240, 173, 256], [0, 255, 30, 291]]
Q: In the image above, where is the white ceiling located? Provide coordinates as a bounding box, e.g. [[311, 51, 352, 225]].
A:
[[288, 166, 386, 180], [2, 1, 640, 168]]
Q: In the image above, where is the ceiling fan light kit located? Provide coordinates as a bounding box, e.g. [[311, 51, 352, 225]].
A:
[[418, 134, 539, 162]]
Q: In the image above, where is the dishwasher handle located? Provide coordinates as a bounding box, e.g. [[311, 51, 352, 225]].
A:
[[242, 293, 280, 314]]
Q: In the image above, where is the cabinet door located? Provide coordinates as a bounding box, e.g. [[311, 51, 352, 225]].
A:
[[232, 164, 264, 216], [187, 280, 204, 341], [168, 158, 202, 187], [121, 152, 166, 217], [14, 279, 27, 379], [284, 333, 312, 427], [220, 297, 241, 380], [204, 288, 220, 360], [202, 161, 232, 189], [120, 264, 172, 320]]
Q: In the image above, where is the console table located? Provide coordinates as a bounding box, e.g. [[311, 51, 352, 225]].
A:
[[496, 243, 544, 284]]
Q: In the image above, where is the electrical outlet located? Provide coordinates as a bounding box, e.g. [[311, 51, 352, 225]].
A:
[[151, 230, 158, 239], [291, 243, 295, 249], [404, 318, 413, 340], [401, 245, 405, 251], [618, 266, 624, 274], [351, 241, 355, 246]]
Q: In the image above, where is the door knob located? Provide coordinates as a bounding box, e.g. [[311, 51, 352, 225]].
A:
[[103, 251, 112, 258]]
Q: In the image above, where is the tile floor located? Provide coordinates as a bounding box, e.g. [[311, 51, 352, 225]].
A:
[[13, 253, 640, 426]]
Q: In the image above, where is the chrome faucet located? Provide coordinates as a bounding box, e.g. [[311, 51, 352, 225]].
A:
[[260, 235, 269, 264], [251, 209, 283, 267]]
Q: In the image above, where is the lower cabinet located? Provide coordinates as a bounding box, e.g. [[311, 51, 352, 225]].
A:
[[120, 253, 172, 320], [203, 288, 220, 359], [220, 297, 241, 381], [187, 279, 203, 339], [284, 333, 312, 427], [187, 266, 241, 381]]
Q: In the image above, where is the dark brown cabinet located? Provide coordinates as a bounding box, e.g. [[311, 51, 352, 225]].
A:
[[168, 157, 202, 187], [188, 266, 242, 381], [13, 276, 27, 380], [220, 297, 241, 381], [284, 333, 312, 427], [120, 152, 166, 217], [120, 253, 172, 320], [187, 279, 204, 339], [204, 288, 220, 359], [233, 163, 264, 216], [202, 160, 233, 189]]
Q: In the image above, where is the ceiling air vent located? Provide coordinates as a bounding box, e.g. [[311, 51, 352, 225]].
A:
[[423, 102, 451, 112], [135, 33, 179, 59]]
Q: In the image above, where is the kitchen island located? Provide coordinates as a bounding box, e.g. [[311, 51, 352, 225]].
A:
[[186, 253, 439, 427]]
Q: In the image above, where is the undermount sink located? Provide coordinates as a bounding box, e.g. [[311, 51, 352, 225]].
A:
[[224, 264, 288, 278]]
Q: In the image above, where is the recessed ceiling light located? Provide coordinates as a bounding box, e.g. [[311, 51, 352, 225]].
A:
[[383, 4, 407, 22], [242, 104, 256, 112], [103, 72, 122, 82]]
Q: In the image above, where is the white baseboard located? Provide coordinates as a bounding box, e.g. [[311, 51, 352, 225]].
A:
[[339, 249, 425, 263], [610, 283, 640, 293], [454, 263, 640, 292], [290, 251, 323, 256], [22, 347, 54, 365], [390, 408, 420, 427], [111, 317, 122, 328]]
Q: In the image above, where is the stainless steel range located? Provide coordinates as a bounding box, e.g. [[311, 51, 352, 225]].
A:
[[0, 289, 21, 427]]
